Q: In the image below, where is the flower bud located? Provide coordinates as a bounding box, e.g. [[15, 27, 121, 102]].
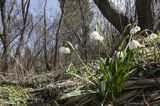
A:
[[144, 33, 157, 42], [130, 26, 141, 35], [90, 31, 104, 42], [59, 46, 71, 54], [128, 40, 142, 50]]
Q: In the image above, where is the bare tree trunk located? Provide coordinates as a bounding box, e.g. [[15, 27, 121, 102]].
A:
[[15, 0, 30, 74], [93, 0, 133, 34], [93, 0, 160, 34], [53, 0, 65, 67], [15, 0, 30, 59], [0, 0, 10, 75], [135, 0, 160, 33], [78, 0, 89, 63], [43, 0, 51, 71]]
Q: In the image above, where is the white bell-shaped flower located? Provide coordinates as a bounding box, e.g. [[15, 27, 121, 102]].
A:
[[150, 33, 157, 38], [115, 51, 125, 59], [128, 40, 142, 50], [98, 35, 104, 41], [74, 44, 79, 50], [90, 31, 104, 42], [144, 33, 157, 42], [59, 46, 71, 54], [130, 26, 141, 35]]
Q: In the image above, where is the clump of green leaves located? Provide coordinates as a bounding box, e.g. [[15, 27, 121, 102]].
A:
[[98, 53, 134, 97], [61, 41, 134, 100], [4, 86, 32, 104]]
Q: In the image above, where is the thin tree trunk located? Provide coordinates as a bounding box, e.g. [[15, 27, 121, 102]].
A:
[[15, 0, 30, 74], [0, 0, 10, 75], [78, 0, 88, 63], [43, 0, 51, 71], [53, 0, 65, 67], [15, 0, 30, 59]]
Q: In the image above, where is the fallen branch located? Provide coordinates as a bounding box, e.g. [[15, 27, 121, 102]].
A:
[[124, 78, 160, 90]]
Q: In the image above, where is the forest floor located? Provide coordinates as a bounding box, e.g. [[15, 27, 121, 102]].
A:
[[0, 64, 160, 106]]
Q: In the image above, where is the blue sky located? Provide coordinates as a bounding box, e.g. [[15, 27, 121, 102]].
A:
[[29, 0, 60, 18]]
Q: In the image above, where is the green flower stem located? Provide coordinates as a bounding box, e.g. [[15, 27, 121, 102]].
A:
[[122, 24, 132, 36], [124, 34, 133, 51], [138, 29, 152, 36], [66, 41, 99, 85]]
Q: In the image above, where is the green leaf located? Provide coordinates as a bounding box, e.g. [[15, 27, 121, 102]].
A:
[[100, 81, 107, 95], [96, 21, 100, 33], [99, 57, 108, 80], [65, 41, 75, 50], [60, 90, 98, 100]]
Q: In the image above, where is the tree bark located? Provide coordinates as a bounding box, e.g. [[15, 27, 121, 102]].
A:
[[93, 0, 160, 34], [43, 0, 51, 71], [135, 0, 160, 33], [15, 0, 30, 59], [15, 0, 30, 75], [93, 0, 133, 34], [53, 0, 65, 67], [0, 0, 10, 75], [78, 0, 88, 62]]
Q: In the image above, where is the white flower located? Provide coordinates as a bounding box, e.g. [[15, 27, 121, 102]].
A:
[[59, 46, 70, 54], [130, 26, 141, 35], [90, 31, 104, 42], [128, 40, 143, 50], [99, 35, 104, 41], [150, 33, 157, 38], [134, 26, 141, 31], [144, 33, 157, 42], [115, 51, 125, 59], [74, 44, 79, 50]]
